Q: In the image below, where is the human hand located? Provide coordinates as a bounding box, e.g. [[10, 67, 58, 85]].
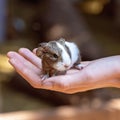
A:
[[7, 48, 120, 94]]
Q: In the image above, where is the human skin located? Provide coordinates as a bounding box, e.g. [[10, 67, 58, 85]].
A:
[[7, 48, 120, 94]]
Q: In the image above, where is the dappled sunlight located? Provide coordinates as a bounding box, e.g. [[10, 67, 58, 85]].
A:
[[0, 54, 14, 82], [0, 111, 44, 120], [106, 99, 120, 110], [0, 54, 14, 73], [56, 106, 78, 117], [81, 1, 104, 14], [79, 0, 110, 15]]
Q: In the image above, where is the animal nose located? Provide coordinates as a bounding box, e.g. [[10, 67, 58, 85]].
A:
[[64, 65, 69, 68]]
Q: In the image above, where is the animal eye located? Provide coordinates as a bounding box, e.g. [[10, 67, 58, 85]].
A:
[[53, 54, 58, 58]]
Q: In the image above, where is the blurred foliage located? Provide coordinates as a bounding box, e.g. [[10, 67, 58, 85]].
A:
[[78, 0, 110, 14]]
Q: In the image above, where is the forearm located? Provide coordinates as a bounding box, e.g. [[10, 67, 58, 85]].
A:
[[108, 55, 120, 87], [78, 55, 120, 90]]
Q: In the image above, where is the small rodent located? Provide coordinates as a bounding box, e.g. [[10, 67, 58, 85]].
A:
[[36, 38, 81, 80]]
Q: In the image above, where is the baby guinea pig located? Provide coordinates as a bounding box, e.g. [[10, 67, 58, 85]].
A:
[[36, 38, 81, 79]]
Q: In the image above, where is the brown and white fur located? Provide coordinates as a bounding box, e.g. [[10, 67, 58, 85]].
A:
[[36, 38, 81, 79]]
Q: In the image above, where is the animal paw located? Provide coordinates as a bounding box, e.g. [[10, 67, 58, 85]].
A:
[[41, 74, 49, 80], [75, 64, 85, 70]]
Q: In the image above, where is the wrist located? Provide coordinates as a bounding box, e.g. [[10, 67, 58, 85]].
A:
[[109, 55, 120, 88], [91, 55, 120, 88]]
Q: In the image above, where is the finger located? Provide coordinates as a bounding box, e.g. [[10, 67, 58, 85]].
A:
[[8, 57, 42, 88], [7, 51, 40, 74], [33, 48, 37, 54], [18, 48, 42, 69]]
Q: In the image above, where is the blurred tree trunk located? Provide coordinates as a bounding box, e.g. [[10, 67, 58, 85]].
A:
[[0, 84, 2, 112], [0, 0, 7, 42], [114, 0, 120, 26]]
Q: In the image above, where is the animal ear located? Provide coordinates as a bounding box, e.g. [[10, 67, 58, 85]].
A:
[[38, 42, 47, 47], [36, 47, 44, 58], [58, 38, 65, 45]]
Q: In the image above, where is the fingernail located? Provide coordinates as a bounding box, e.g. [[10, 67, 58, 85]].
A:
[[18, 48, 28, 54], [7, 52, 14, 58], [42, 82, 53, 89]]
